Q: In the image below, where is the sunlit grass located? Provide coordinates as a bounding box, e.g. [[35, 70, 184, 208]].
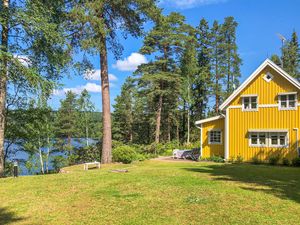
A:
[[1, 160, 300, 224]]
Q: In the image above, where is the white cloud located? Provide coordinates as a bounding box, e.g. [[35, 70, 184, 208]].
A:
[[112, 52, 148, 71], [160, 0, 227, 9], [84, 70, 118, 82], [53, 82, 102, 96]]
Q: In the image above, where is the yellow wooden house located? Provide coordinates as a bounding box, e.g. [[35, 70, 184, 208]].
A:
[[195, 59, 300, 161]]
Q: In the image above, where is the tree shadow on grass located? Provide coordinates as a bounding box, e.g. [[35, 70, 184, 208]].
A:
[[0, 207, 24, 224], [183, 164, 300, 204]]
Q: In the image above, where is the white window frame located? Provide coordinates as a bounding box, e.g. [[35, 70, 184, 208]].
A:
[[242, 95, 258, 111], [249, 131, 288, 148], [208, 130, 222, 145], [269, 132, 288, 147], [263, 72, 274, 82], [278, 92, 297, 110], [249, 132, 267, 147]]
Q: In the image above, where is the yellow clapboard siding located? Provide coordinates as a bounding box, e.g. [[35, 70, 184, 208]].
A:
[[230, 66, 300, 105], [200, 63, 300, 162], [201, 118, 225, 158]]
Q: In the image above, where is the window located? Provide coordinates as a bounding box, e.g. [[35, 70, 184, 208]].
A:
[[250, 132, 267, 146], [249, 132, 288, 147], [209, 130, 221, 144], [279, 93, 297, 110], [269, 133, 287, 147], [243, 96, 258, 111], [263, 72, 274, 82]]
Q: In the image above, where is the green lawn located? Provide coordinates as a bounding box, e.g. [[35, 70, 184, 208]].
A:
[[1, 160, 300, 225]]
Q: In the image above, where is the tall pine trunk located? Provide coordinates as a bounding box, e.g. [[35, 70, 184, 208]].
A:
[[167, 112, 171, 142], [0, 0, 9, 177], [215, 59, 219, 113], [186, 77, 191, 144], [100, 32, 112, 163], [155, 94, 163, 143]]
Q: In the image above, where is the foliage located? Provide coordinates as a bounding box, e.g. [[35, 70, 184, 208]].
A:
[[51, 155, 69, 172], [251, 156, 261, 165], [235, 155, 243, 163], [75, 143, 101, 163], [112, 145, 137, 164], [282, 157, 290, 166], [268, 155, 281, 165], [291, 157, 300, 167], [202, 155, 225, 163]]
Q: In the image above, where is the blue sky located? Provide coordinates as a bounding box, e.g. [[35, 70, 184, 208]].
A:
[[50, 0, 300, 111]]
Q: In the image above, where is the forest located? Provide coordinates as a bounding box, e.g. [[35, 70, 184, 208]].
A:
[[0, 0, 299, 176]]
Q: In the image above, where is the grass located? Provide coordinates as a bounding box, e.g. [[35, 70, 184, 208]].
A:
[[1, 160, 300, 224]]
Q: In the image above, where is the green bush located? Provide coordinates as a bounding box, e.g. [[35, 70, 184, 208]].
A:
[[236, 155, 243, 163], [75, 143, 101, 163], [203, 155, 224, 163], [112, 145, 137, 164], [292, 157, 300, 167], [268, 155, 280, 165], [252, 156, 261, 164], [282, 157, 290, 166]]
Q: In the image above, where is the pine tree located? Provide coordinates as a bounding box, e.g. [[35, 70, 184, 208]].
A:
[[193, 18, 212, 120], [180, 39, 198, 144], [56, 91, 78, 154], [113, 77, 135, 143], [210, 21, 226, 113], [69, 0, 160, 164], [221, 17, 241, 96], [282, 31, 300, 80], [137, 12, 188, 143]]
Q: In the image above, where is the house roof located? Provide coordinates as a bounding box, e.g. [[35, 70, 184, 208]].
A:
[[219, 59, 300, 111], [195, 115, 224, 125]]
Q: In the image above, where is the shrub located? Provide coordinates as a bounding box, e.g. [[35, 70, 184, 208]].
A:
[[268, 155, 280, 165], [236, 155, 243, 163], [252, 156, 261, 164], [204, 155, 224, 163], [75, 143, 101, 163], [112, 145, 137, 164], [229, 156, 235, 163], [292, 157, 300, 167], [282, 157, 290, 166]]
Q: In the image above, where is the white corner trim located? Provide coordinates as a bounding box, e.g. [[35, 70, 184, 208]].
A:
[[220, 58, 300, 111], [195, 115, 224, 125], [225, 107, 229, 160], [200, 124, 203, 157]]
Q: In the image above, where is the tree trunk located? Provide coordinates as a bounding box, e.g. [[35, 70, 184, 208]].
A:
[[38, 136, 44, 174], [46, 133, 50, 174], [167, 113, 171, 142], [215, 60, 219, 114], [85, 113, 89, 146], [187, 77, 191, 145], [155, 94, 163, 143], [100, 32, 112, 164], [0, 0, 9, 177]]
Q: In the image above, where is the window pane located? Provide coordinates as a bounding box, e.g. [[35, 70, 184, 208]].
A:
[[279, 135, 286, 145], [281, 95, 287, 101], [251, 134, 257, 144], [251, 102, 257, 109], [271, 135, 278, 145], [288, 94, 295, 100], [251, 97, 257, 103], [289, 100, 296, 108], [281, 101, 287, 108], [259, 134, 266, 145]]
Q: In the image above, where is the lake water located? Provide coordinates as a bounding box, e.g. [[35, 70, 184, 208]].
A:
[[7, 138, 99, 175]]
